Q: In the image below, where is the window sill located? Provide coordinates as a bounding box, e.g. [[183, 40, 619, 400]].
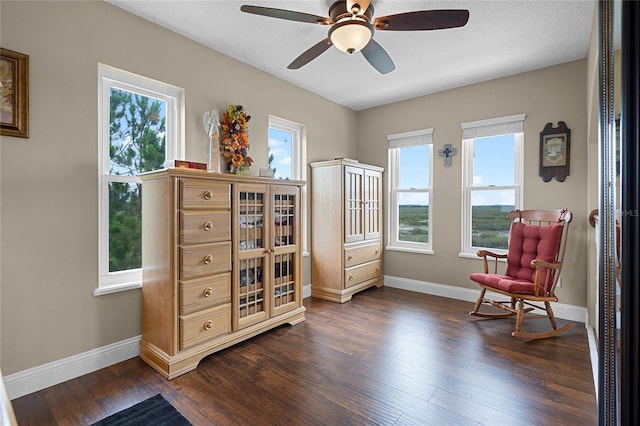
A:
[[93, 281, 142, 296], [385, 246, 434, 255]]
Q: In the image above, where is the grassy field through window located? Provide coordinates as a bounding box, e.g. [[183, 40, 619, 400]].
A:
[[398, 205, 513, 248]]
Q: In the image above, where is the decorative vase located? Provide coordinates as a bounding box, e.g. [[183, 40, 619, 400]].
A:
[[228, 163, 237, 174]]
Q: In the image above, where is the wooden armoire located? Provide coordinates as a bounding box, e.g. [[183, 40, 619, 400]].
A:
[[310, 159, 384, 303]]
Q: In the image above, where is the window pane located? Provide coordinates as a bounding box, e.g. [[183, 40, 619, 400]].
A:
[[470, 189, 514, 249], [399, 145, 430, 189], [398, 192, 429, 243], [268, 127, 292, 179], [109, 182, 141, 272], [473, 134, 515, 186], [109, 88, 166, 176]]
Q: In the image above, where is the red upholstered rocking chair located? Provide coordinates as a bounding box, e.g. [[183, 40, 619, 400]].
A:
[[469, 209, 573, 339]]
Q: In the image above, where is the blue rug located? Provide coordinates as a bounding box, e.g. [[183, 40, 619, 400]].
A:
[[92, 394, 191, 426]]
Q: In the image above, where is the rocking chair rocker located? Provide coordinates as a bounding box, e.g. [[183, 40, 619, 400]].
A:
[[469, 209, 573, 339]]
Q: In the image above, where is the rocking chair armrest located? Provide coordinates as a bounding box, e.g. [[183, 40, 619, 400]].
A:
[[477, 250, 507, 274], [476, 250, 508, 260], [530, 259, 562, 270]]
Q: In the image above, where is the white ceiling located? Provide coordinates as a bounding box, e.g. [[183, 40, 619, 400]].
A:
[[107, 0, 596, 111]]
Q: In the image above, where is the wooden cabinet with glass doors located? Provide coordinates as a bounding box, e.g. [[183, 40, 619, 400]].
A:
[[310, 159, 384, 303], [139, 168, 305, 379], [234, 183, 301, 331]]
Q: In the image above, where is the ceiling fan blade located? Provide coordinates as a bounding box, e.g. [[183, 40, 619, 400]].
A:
[[288, 38, 333, 70], [241, 5, 331, 25], [374, 10, 469, 31], [361, 39, 395, 74]]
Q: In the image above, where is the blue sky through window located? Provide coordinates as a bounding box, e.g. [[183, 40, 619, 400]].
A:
[[397, 144, 430, 206], [472, 134, 516, 206], [268, 127, 292, 179]]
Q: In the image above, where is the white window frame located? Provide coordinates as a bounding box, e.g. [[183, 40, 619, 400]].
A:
[[268, 115, 309, 255], [386, 128, 434, 254], [460, 114, 525, 258], [96, 64, 184, 295]]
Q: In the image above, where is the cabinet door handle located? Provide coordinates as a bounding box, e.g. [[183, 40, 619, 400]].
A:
[[203, 255, 213, 264], [203, 190, 213, 200], [203, 287, 213, 297], [203, 320, 214, 331], [203, 221, 213, 231]]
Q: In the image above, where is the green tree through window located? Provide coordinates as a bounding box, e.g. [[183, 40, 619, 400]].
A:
[[108, 89, 166, 272]]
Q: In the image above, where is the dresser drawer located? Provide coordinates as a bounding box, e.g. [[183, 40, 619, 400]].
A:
[[344, 259, 382, 288], [344, 243, 381, 268], [180, 273, 231, 315], [180, 211, 231, 244], [180, 180, 230, 210], [179, 304, 231, 350], [180, 242, 231, 280]]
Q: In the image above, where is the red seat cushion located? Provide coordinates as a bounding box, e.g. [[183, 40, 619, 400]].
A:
[[470, 273, 537, 294], [471, 222, 563, 296]]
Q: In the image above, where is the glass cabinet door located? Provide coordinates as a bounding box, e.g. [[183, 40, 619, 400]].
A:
[[235, 184, 269, 329], [364, 169, 382, 240], [271, 185, 300, 317], [344, 166, 365, 243]]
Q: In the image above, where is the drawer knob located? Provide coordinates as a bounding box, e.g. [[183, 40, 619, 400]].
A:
[[203, 287, 213, 297], [375, 250, 380, 255], [203, 190, 213, 200], [203, 320, 214, 331], [203, 255, 213, 264], [376, 268, 381, 273], [347, 255, 353, 261], [203, 221, 213, 231], [349, 274, 354, 281]]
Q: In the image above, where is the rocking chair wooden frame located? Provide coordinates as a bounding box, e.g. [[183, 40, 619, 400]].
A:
[[469, 209, 573, 339]]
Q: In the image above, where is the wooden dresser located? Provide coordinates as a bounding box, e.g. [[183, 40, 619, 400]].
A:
[[310, 159, 384, 303], [140, 168, 305, 379]]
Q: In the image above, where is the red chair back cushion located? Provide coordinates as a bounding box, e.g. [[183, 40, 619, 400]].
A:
[[505, 222, 563, 289]]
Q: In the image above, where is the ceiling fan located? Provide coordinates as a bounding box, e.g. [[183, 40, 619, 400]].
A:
[[240, 0, 469, 74]]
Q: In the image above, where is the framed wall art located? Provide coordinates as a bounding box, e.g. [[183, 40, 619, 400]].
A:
[[1, 48, 29, 138], [539, 121, 570, 182]]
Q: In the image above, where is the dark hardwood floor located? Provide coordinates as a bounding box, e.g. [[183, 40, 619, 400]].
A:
[[12, 287, 597, 425]]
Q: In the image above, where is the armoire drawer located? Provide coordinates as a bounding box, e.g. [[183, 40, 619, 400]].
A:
[[180, 273, 231, 315], [180, 210, 231, 244], [344, 259, 382, 288], [180, 180, 230, 210], [179, 304, 231, 350], [180, 242, 231, 280], [344, 243, 381, 268]]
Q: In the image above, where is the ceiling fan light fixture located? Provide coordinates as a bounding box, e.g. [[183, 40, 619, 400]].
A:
[[328, 20, 373, 54]]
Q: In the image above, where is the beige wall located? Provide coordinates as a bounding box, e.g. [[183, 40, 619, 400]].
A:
[[0, 1, 356, 375], [357, 60, 589, 307]]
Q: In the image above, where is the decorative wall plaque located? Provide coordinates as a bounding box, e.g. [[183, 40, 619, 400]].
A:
[[539, 121, 570, 182]]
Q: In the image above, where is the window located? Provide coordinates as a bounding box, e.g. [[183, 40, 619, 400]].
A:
[[268, 115, 304, 180], [268, 115, 308, 253], [387, 128, 434, 253], [96, 64, 184, 295], [461, 114, 525, 257]]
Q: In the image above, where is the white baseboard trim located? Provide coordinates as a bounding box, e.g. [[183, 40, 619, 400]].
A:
[[384, 275, 588, 324], [5, 336, 141, 400]]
